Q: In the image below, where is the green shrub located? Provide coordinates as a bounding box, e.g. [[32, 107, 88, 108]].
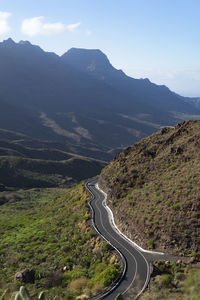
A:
[[0, 185, 121, 298], [172, 203, 180, 209], [157, 274, 173, 288], [115, 294, 124, 300], [147, 239, 154, 249]]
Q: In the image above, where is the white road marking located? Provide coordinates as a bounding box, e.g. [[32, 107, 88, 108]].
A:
[[87, 184, 127, 299], [96, 184, 164, 255], [95, 184, 151, 298], [86, 181, 157, 299], [94, 191, 138, 297]]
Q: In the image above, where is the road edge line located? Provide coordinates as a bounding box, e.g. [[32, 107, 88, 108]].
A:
[[95, 183, 152, 299], [96, 183, 164, 256], [86, 181, 127, 299]]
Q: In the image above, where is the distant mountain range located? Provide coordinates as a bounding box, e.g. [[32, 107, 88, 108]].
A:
[[0, 38, 200, 159], [62, 48, 199, 115]]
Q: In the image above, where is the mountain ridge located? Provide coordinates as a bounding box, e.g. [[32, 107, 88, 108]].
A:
[[62, 47, 199, 116], [0, 38, 200, 158]]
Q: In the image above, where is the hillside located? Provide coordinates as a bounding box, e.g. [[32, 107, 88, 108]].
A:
[[0, 184, 121, 299], [0, 129, 112, 162], [0, 155, 106, 189], [0, 38, 200, 156], [62, 48, 198, 117], [99, 120, 200, 257], [140, 260, 200, 300], [0, 132, 106, 189]]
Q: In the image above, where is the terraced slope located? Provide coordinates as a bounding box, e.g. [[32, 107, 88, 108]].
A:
[[0, 133, 106, 189], [0, 129, 112, 161], [99, 120, 200, 257], [0, 156, 106, 188]]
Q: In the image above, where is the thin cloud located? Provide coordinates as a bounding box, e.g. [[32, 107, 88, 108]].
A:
[[66, 22, 81, 32], [21, 16, 80, 36], [0, 11, 12, 35]]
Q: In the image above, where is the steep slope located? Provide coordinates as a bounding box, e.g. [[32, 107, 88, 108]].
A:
[[185, 97, 200, 110], [62, 48, 200, 118], [99, 120, 200, 257], [0, 99, 55, 140], [0, 39, 158, 150]]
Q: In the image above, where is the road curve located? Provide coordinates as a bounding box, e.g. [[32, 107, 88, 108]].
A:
[[86, 180, 150, 300]]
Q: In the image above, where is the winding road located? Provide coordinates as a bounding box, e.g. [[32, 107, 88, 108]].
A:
[[86, 180, 165, 300]]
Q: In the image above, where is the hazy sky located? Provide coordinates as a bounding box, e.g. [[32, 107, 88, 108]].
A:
[[0, 0, 200, 96]]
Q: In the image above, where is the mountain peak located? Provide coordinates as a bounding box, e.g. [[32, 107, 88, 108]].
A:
[[1, 38, 16, 47], [18, 40, 32, 46], [61, 47, 115, 77], [66, 47, 106, 57], [17, 40, 44, 53], [0, 38, 43, 51]]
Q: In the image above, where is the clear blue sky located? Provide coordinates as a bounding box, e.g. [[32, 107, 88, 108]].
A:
[[0, 0, 200, 96]]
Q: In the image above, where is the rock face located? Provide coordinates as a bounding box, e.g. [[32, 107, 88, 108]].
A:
[[99, 120, 200, 257], [14, 269, 35, 283]]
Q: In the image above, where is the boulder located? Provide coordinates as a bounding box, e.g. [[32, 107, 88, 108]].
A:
[[14, 269, 35, 283], [188, 256, 196, 264]]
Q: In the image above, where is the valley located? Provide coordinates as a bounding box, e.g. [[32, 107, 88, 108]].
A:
[[1, 39, 200, 161], [0, 135, 106, 189], [0, 38, 199, 300]]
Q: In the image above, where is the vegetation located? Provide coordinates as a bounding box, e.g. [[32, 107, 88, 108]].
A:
[[115, 294, 124, 300], [99, 120, 200, 256], [0, 129, 107, 189], [0, 184, 121, 299], [1, 286, 46, 300], [3, 37, 200, 156], [0, 128, 112, 162], [139, 261, 200, 300], [0, 155, 105, 188]]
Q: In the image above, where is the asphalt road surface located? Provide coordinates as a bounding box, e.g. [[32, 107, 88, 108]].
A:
[[86, 180, 153, 300]]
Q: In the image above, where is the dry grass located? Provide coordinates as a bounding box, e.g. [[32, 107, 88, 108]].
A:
[[99, 120, 200, 256]]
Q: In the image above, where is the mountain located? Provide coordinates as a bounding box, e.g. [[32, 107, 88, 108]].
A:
[[0, 39, 157, 151], [62, 47, 199, 118], [185, 97, 200, 110], [0, 39, 200, 160], [0, 98, 58, 140], [99, 120, 200, 257], [0, 38, 200, 158]]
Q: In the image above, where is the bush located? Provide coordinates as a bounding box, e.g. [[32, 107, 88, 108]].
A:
[[115, 294, 124, 300], [69, 277, 87, 292], [156, 274, 173, 288]]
